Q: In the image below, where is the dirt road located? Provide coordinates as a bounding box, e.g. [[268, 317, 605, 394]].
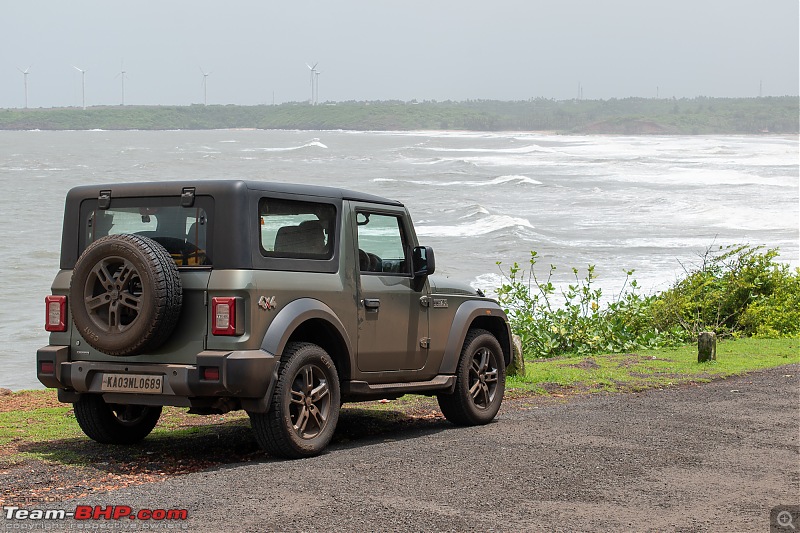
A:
[[5, 365, 798, 531]]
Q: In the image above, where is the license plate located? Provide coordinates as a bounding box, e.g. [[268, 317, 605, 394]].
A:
[[100, 373, 163, 394]]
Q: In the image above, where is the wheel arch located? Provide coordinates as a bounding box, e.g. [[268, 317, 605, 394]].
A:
[[439, 301, 512, 374], [260, 298, 353, 380]]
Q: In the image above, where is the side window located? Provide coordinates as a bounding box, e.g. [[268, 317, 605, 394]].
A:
[[356, 212, 410, 275], [259, 198, 336, 260]]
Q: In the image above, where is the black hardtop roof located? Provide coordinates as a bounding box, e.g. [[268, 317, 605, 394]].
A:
[[66, 179, 404, 207]]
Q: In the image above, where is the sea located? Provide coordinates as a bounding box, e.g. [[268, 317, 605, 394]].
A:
[[1, 130, 797, 390]]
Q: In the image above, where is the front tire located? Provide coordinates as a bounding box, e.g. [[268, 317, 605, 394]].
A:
[[437, 329, 506, 426], [249, 342, 341, 459], [73, 395, 162, 444]]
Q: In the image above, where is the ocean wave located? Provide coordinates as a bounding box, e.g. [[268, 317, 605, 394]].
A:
[[608, 167, 795, 187], [416, 215, 534, 237], [421, 144, 557, 155], [458, 204, 491, 219], [371, 175, 541, 187], [471, 273, 503, 297], [242, 139, 328, 153]]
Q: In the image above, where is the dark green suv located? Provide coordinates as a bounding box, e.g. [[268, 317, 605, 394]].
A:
[[38, 181, 511, 458]]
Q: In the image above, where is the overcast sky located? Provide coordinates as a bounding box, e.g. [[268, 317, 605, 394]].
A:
[[0, 0, 797, 108]]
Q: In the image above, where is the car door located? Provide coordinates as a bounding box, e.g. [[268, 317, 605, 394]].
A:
[[354, 208, 429, 373]]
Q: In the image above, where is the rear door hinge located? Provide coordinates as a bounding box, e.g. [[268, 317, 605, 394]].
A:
[[181, 187, 196, 207], [419, 337, 430, 349], [420, 296, 430, 307], [98, 190, 112, 210]]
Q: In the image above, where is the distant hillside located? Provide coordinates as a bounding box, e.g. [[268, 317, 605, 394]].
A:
[[0, 97, 797, 134]]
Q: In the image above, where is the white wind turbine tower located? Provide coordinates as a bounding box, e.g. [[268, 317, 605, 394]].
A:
[[315, 70, 321, 105], [17, 66, 31, 109], [115, 63, 127, 106], [200, 67, 211, 106], [73, 66, 87, 109], [306, 62, 318, 105]]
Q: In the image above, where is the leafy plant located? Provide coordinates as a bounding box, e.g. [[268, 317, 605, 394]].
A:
[[651, 244, 800, 339], [496, 251, 682, 359]]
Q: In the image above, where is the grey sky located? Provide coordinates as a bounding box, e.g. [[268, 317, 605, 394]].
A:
[[1, 0, 797, 108]]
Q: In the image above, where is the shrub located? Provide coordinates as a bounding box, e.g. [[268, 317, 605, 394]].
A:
[[496, 251, 682, 359], [650, 245, 800, 339], [496, 245, 800, 360]]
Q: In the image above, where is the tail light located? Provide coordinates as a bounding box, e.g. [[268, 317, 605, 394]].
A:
[[45, 295, 67, 332], [211, 297, 243, 336], [201, 367, 220, 381]]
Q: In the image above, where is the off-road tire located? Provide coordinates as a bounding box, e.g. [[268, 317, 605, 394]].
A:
[[70, 234, 182, 356], [249, 342, 340, 459], [437, 328, 506, 426], [73, 394, 162, 444]]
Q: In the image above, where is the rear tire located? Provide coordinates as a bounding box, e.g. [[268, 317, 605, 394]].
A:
[[249, 342, 340, 459], [73, 395, 162, 444], [437, 328, 506, 426]]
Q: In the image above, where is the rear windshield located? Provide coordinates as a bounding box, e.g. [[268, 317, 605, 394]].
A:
[[80, 197, 213, 267]]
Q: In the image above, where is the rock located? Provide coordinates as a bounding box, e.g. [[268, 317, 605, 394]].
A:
[[698, 332, 717, 362], [0, 388, 12, 396], [507, 335, 526, 377]]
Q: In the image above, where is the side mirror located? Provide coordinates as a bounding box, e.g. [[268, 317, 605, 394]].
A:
[[412, 246, 436, 277]]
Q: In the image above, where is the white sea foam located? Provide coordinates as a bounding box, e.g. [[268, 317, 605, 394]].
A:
[[372, 175, 541, 187], [459, 204, 492, 219], [243, 139, 329, 152], [416, 215, 534, 237], [421, 144, 558, 155], [605, 167, 795, 187]]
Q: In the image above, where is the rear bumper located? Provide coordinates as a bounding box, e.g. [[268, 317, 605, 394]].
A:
[[36, 346, 279, 410]]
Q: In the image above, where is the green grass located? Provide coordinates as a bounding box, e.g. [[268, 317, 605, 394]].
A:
[[0, 407, 78, 446], [507, 337, 799, 395]]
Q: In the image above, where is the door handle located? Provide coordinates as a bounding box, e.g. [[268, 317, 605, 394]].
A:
[[363, 298, 381, 310]]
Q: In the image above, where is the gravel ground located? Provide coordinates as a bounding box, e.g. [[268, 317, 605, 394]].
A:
[[3, 364, 798, 532]]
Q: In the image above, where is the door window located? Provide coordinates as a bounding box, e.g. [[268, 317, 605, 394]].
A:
[[356, 212, 409, 275]]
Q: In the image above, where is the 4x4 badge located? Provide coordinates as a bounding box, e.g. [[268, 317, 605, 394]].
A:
[[258, 296, 276, 311]]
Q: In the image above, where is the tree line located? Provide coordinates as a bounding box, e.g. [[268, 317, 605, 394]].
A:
[[0, 96, 797, 134]]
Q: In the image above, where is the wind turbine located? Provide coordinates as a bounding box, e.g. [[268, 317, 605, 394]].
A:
[[17, 66, 31, 109], [306, 62, 318, 105], [200, 67, 211, 106], [315, 70, 321, 105], [73, 66, 87, 109], [114, 62, 127, 106]]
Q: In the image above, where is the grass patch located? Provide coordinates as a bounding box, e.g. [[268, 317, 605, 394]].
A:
[[508, 337, 799, 395]]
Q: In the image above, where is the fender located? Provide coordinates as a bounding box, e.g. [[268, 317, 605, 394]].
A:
[[439, 300, 512, 374], [260, 297, 353, 359]]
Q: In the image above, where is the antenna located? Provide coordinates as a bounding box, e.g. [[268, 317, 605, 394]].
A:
[[17, 66, 31, 109], [73, 66, 87, 109], [200, 66, 211, 106], [306, 62, 318, 105], [114, 61, 127, 106]]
